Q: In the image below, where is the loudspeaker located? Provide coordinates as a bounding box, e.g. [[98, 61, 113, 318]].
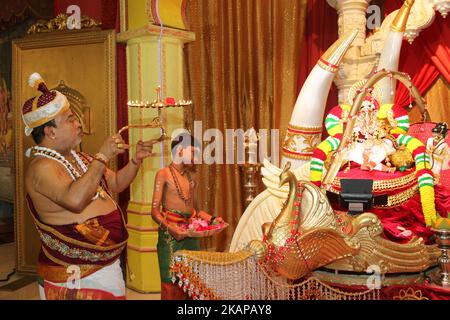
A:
[[340, 179, 374, 215]]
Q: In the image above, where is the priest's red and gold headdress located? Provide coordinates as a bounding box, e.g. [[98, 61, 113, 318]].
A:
[[21, 73, 69, 136]]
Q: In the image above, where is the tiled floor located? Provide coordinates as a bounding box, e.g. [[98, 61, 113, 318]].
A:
[[0, 243, 161, 300]]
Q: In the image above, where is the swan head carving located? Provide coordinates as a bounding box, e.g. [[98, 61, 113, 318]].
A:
[[278, 162, 294, 188]]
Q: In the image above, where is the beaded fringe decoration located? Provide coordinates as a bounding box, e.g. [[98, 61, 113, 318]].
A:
[[171, 250, 380, 300]]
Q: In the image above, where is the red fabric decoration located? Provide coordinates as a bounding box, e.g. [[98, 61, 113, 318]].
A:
[[44, 281, 126, 300], [296, 0, 338, 137], [329, 281, 450, 300], [114, 2, 130, 214], [331, 167, 450, 244], [385, 0, 450, 108], [0, 0, 53, 29]]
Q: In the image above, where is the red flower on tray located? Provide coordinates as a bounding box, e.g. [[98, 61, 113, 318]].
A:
[[178, 218, 227, 237]]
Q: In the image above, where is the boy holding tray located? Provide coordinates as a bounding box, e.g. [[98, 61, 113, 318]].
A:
[[151, 132, 223, 300]]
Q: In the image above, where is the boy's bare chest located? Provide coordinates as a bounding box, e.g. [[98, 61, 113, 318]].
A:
[[166, 175, 193, 194]]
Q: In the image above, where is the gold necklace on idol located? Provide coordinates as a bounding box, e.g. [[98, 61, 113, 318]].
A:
[[26, 146, 107, 200]]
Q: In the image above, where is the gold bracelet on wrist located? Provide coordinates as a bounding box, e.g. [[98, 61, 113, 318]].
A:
[[94, 153, 109, 167], [93, 158, 107, 167]]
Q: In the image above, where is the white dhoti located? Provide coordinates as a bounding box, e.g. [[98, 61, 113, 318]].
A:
[[38, 259, 126, 300]]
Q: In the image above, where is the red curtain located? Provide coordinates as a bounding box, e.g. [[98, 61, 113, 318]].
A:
[[296, 0, 338, 136], [115, 6, 130, 213], [330, 281, 450, 300], [0, 0, 53, 30], [385, 0, 450, 108]]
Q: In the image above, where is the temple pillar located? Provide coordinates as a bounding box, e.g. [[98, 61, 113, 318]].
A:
[[327, 0, 378, 104], [118, 0, 195, 293]]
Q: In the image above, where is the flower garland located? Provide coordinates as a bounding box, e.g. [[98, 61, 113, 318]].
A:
[[393, 134, 437, 226]]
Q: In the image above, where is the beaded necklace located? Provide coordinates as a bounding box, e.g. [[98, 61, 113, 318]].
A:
[[168, 163, 194, 206], [26, 146, 107, 200]]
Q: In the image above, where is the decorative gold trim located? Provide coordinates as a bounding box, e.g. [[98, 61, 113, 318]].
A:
[[116, 24, 196, 43], [37, 256, 101, 283], [327, 184, 419, 208], [313, 268, 431, 287], [127, 244, 157, 253], [287, 124, 323, 133], [40, 237, 124, 264], [391, 0, 415, 33], [331, 171, 417, 192], [128, 200, 153, 206], [27, 14, 101, 35], [34, 219, 127, 251], [382, 185, 419, 207], [127, 210, 152, 216], [126, 224, 158, 232], [145, 0, 157, 25], [138, 43, 143, 102], [172, 254, 380, 300], [283, 133, 322, 155], [282, 149, 313, 161], [282, 125, 322, 161], [175, 249, 254, 266], [393, 287, 429, 300], [319, 30, 358, 73], [337, 2, 370, 11], [119, 0, 128, 33], [258, 267, 378, 299], [318, 60, 339, 73], [41, 247, 101, 269]]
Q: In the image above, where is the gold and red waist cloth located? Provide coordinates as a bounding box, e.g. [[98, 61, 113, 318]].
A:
[[26, 195, 128, 283]]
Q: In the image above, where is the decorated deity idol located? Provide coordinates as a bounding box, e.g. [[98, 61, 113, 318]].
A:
[[342, 97, 397, 173], [311, 94, 450, 244]]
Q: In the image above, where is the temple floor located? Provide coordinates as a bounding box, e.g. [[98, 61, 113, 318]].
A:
[[0, 243, 161, 300]]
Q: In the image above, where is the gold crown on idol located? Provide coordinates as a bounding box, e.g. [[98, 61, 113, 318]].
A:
[[127, 86, 192, 108]]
